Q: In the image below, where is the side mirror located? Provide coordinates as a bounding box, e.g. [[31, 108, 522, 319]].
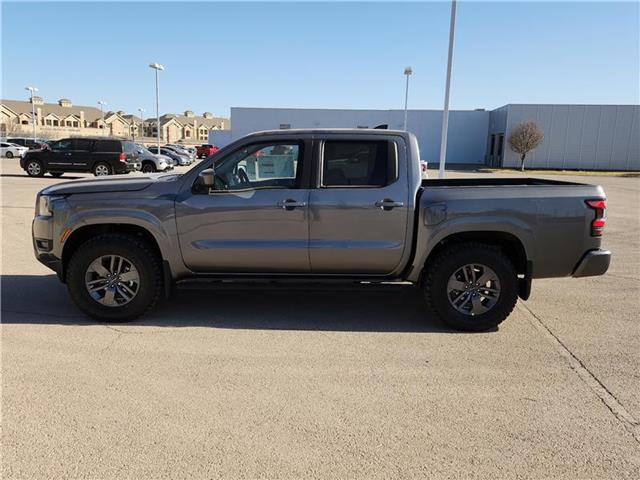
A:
[[199, 168, 215, 187]]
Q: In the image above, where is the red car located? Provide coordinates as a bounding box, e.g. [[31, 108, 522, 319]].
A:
[[196, 144, 219, 158]]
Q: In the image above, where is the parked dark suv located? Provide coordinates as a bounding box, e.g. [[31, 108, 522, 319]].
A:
[[20, 137, 141, 177]]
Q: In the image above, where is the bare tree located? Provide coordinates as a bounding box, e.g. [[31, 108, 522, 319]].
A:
[[508, 121, 544, 171]]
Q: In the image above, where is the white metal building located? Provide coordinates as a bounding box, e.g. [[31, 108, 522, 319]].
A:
[[210, 104, 639, 171]]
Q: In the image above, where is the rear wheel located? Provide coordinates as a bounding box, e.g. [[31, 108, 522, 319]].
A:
[[423, 242, 518, 331], [66, 233, 163, 321], [141, 161, 156, 173], [26, 159, 44, 177], [93, 162, 112, 176], [5, 151, 14, 158]]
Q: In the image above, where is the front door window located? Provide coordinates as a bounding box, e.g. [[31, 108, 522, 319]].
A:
[[212, 143, 302, 191]]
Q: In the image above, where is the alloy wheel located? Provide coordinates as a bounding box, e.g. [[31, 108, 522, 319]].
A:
[[27, 161, 41, 176], [85, 255, 140, 307], [446, 263, 501, 316], [95, 164, 110, 176]]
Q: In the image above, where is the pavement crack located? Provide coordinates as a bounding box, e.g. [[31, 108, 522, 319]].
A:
[[517, 301, 640, 445], [99, 330, 124, 353]]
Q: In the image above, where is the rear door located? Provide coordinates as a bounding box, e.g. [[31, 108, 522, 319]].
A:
[[308, 135, 410, 274], [71, 138, 95, 170]]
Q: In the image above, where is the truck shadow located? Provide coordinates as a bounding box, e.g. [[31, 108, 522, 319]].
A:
[[0, 275, 478, 333]]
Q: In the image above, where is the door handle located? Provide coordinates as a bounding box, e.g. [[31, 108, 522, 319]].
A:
[[277, 199, 307, 211], [375, 199, 404, 211]]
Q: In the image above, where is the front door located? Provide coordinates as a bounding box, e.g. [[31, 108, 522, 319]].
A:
[[176, 141, 311, 273], [47, 138, 76, 170], [309, 137, 410, 274]]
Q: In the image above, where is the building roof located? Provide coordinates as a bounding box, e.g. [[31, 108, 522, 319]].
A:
[[1, 98, 105, 122], [156, 112, 228, 128]]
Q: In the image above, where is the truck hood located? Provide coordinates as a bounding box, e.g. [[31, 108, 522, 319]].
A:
[[41, 173, 181, 195]]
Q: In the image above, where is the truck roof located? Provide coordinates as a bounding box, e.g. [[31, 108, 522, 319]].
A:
[[244, 128, 411, 138]]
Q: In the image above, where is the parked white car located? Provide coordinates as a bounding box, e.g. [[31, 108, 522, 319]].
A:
[[1, 142, 29, 158], [134, 146, 174, 173]]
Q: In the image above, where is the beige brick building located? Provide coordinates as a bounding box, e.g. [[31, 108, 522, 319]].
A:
[[1, 97, 229, 145]]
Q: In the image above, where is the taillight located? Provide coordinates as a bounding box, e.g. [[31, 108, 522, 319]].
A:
[[585, 199, 606, 236], [119, 152, 126, 162]]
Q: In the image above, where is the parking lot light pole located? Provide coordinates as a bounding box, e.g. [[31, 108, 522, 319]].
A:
[[25, 86, 38, 141], [403, 67, 412, 131], [98, 100, 107, 136], [438, 0, 457, 179], [149, 63, 164, 152], [138, 108, 145, 144]]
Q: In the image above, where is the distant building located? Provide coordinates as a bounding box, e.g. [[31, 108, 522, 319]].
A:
[[145, 111, 228, 145], [214, 105, 639, 171], [1, 97, 229, 145]]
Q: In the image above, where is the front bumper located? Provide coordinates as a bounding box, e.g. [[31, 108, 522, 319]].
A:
[[32, 215, 63, 279], [572, 249, 611, 277]]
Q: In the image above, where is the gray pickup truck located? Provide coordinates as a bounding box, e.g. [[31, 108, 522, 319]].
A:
[[32, 129, 611, 331]]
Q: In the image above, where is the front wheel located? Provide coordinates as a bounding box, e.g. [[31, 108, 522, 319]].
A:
[[423, 242, 518, 331], [141, 162, 156, 173], [66, 233, 163, 321], [26, 159, 44, 177]]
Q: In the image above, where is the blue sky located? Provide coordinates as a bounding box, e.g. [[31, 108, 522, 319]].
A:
[[2, 1, 639, 117]]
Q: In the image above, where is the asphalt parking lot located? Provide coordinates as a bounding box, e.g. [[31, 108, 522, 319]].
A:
[[1, 158, 639, 479]]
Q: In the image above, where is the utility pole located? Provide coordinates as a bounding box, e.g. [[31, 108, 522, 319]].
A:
[[438, 0, 457, 179], [98, 100, 107, 136], [25, 86, 39, 141], [403, 67, 412, 131], [149, 63, 164, 151]]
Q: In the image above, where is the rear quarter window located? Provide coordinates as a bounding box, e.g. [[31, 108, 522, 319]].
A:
[[93, 140, 121, 153]]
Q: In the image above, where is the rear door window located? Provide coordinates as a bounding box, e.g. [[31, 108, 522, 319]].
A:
[[321, 140, 397, 187], [74, 139, 94, 151]]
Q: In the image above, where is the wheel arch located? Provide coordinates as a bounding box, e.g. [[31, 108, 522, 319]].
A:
[[417, 231, 530, 285], [61, 224, 165, 282]]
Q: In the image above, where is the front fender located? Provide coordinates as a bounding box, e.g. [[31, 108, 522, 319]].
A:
[[58, 200, 187, 279]]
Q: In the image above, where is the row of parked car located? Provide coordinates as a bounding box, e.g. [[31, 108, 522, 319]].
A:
[[11, 136, 220, 177]]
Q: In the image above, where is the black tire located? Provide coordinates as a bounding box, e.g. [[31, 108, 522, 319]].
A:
[[141, 161, 156, 173], [5, 151, 13, 158], [50, 172, 64, 177], [66, 233, 163, 322], [93, 162, 112, 176], [25, 159, 44, 177], [423, 242, 518, 331]]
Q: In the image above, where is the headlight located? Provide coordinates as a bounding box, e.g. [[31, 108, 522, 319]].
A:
[[36, 194, 62, 217]]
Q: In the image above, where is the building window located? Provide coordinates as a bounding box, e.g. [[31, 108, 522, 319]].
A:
[[279, 123, 291, 129], [52, 120, 59, 127], [73, 121, 79, 128], [21, 120, 29, 125], [185, 130, 191, 138]]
